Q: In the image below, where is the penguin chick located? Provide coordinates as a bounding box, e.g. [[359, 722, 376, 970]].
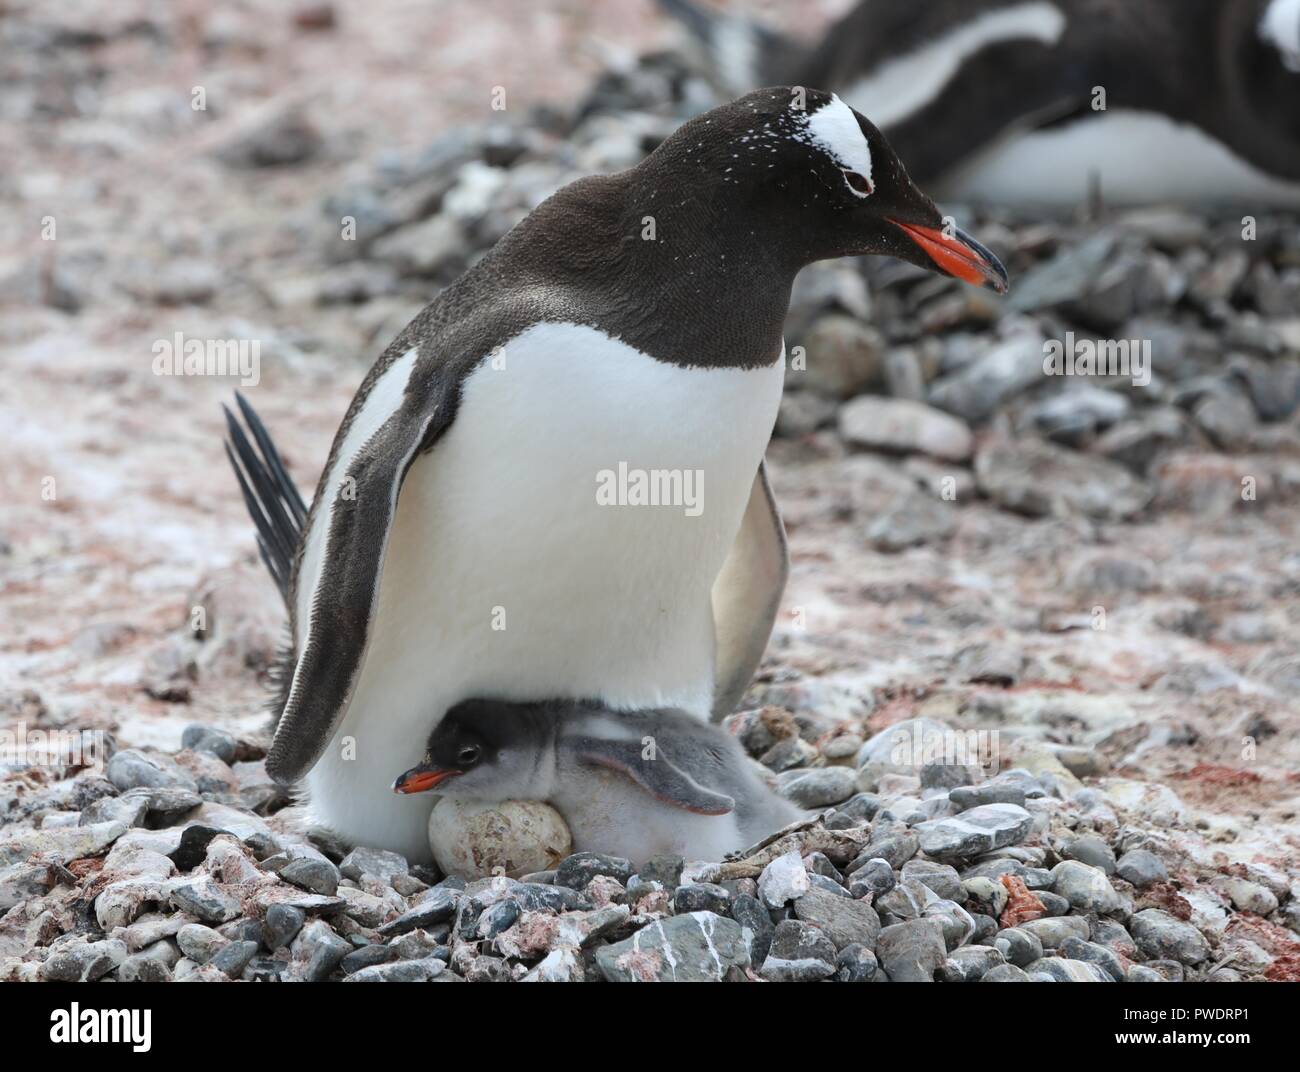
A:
[[392, 698, 803, 863]]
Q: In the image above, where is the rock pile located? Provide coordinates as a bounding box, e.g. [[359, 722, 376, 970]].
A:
[[2, 713, 1296, 982]]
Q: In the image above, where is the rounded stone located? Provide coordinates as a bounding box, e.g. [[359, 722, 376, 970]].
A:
[[1115, 848, 1167, 888], [1131, 909, 1211, 966], [1050, 859, 1123, 914], [1061, 835, 1117, 875], [982, 963, 1031, 982], [428, 798, 573, 880]]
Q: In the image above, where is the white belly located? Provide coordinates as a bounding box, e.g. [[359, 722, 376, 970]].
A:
[[936, 110, 1300, 207], [304, 322, 785, 858]]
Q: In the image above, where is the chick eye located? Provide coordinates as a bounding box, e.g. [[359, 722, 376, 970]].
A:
[[458, 745, 480, 765], [842, 169, 873, 197]]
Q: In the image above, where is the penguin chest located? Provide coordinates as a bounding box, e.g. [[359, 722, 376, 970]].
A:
[[368, 322, 786, 717]]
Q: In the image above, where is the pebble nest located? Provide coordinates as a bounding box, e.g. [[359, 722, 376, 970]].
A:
[[2, 712, 1298, 983]]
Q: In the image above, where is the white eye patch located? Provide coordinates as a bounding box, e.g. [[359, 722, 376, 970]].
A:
[[800, 93, 874, 191], [1260, 0, 1300, 72]]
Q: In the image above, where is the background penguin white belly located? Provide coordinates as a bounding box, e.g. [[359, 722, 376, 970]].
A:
[[303, 323, 786, 858], [937, 110, 1300, 207]]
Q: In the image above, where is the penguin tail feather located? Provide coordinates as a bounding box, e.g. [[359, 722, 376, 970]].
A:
[[222, 392, 307, 605]]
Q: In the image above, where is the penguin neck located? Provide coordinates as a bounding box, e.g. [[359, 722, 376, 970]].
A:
[[615, 162, 802, 370], [503, 168, 800, 370]]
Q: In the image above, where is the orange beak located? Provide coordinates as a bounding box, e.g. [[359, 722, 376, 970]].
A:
[[891, 220, 1009, 294], [392, 766, 460, 794]]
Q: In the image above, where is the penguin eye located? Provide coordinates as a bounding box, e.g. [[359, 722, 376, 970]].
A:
[[457, 745, 481, 766], [841, 169, 873, 197]]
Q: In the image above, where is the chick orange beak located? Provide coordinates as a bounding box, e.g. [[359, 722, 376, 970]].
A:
[[891, 220, 1009, 294], [392, 766, 460, 794]]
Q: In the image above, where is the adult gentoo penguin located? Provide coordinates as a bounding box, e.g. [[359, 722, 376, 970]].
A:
[[226, 87, 1007, 861], [663, 0, 1300, 205], [392, 698, 804, 863]]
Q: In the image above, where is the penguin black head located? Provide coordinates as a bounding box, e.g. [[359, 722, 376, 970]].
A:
[[391, 699, 554, 797], [638, 85, 1008, 292]]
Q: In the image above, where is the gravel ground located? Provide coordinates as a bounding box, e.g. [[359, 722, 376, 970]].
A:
[[1, 0, 1298, 982]]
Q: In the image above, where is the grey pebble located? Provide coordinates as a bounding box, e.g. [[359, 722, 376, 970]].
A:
[[554, 852, 633, 889], [949, 782, 1026, 810], [835, 942, 878, 982], [279, 857, 341, 896], [847, 858, 896, 899], [914, 803, 1033, 860], [210, 939, 259, 977], [1060, 936, 1127, 981], [341, 944, 396, 974], [1018, 915, 1091, 949], [875, 918, 947, 982], [289, 919, 351, 981], [263, 903, 306, 950], [1024, 957, 1112, 982], [596, 911, 749, 982], [675, 882, 733, 914], [378, 886, 459, 937], [107, 750, 196, 792], [165, 877, 240, 924], [118, 939, 179, 983], [901, 859, 962, 901], [1118, 847, 1170, 888], [760, 919, 838, 982], [1061, 835, 1117, 875], [181, 724, 238, 764], [1131, 909, 1210, 965], [776, 766, 858, 807], [339, 846, 410, 884], [940, 944, 1005, 982], [732, 893, 775, 965], [982, 963, 1032, 982], [40, 938, 127, 982], [176, 923, 228, 965], [344, 957, 446, 982], [792, 887, 881, 951], [993, 927, 1044, 967]]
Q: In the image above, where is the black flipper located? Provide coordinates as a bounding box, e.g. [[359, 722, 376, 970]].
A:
[[265, 357, 458, 786], [573, 737, 736, 816], [223, 393, 307, 604]]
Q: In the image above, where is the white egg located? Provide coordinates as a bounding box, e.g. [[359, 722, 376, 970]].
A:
[[428, 798, 573, 880]]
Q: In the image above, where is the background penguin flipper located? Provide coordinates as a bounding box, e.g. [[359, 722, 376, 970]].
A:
[[710, 462, 787, 722]]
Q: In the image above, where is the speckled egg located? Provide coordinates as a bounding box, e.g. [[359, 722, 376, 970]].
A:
[[428, 798, 573, 880]]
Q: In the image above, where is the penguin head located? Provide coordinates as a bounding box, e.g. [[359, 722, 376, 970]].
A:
[[391, 698, 554, 800], [639, 86, 1008, 293]]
